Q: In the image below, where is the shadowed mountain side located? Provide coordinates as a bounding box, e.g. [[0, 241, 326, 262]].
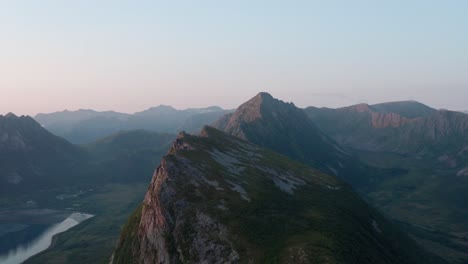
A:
[[0, 113, 83, 193]]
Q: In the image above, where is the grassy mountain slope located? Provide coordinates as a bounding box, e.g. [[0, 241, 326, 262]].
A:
[[112, 126, 443, 264]]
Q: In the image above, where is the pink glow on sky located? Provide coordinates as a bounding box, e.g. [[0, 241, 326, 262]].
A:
[[1, 1, 467, 115]]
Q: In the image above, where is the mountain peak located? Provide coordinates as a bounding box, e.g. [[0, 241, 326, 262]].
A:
[[254, 91, 274, 100], [148, 105, 177, 112], [213, 93, 349, 175], [239, 92, 274, 108], [4, 112, 18, 119]]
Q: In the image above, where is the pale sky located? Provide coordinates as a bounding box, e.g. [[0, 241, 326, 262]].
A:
[[1, 1, 467, 115]]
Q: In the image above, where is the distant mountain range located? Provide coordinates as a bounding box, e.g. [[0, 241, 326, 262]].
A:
[[35, 106, 232, 144], [0, 113, 175, 197], [112, 126, 442, 264], [305, 101, 468, 163]]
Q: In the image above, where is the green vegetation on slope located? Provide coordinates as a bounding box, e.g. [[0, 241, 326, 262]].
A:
[[113, 126, 444, 264]]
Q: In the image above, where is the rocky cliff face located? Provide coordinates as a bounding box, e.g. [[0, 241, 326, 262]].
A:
[[306, 103, 468, 159], [111, 126, 443, 264]]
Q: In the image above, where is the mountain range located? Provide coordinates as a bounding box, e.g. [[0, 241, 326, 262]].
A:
[[0, 113, 176, 196], [111, 126, 442, 264], [305, 102, 468, 158], [111, 93, 468, 263], [35, 106, 232, 144], [3, 93, 468, 263]]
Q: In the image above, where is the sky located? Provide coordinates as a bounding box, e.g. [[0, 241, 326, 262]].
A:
[[1, 1, 467, 115]]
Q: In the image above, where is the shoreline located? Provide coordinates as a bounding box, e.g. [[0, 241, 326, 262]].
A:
[[0, 211, 94, 264]]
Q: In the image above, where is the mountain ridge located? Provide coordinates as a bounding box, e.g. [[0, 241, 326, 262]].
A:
[[35, 106, 231, 144], [111, 126, 444, 264]]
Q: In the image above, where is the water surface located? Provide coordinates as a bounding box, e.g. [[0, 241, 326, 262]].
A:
[[0, 211, 93, 264]]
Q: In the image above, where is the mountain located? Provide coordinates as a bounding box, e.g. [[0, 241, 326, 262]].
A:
[[0, 113, 83, 193], [35, 109, 130, 144], [111, 126, 443, 264], [211, 92, 386, 190], [127, 106, 229, 135], [369, 101, 436, 118], [213, 92, 350, 177], [305, 102, 468, 160], [35, 109, 130, 126], [305, 102, 468, 263], [35, 106, 230, 144], [0, 112, 177, 196]]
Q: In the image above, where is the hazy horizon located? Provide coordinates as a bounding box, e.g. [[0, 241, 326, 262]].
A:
[[1, 1, 467, 115], [2, 94, 466, 117]]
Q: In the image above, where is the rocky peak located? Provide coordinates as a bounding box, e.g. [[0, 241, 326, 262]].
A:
[[4, 112, 18, 119], [135, 105, 178, 116], [214, 93, 301, 138]]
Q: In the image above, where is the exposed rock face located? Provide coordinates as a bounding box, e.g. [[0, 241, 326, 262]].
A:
[[214, 92, 270, 139], [111, 127, 443, 264], [306, 102, 468, 160], [339, 103, 417, 128], [138, 161, 172, 264]]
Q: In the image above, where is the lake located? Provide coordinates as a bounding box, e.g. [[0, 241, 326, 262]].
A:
[[0, 209, 93, 264]]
